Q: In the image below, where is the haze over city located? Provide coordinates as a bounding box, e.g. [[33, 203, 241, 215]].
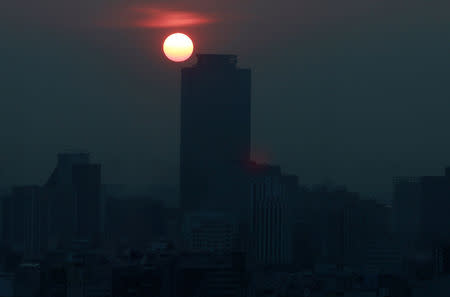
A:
[[1, 0, 450, 296], [1, 0, 450, 206]]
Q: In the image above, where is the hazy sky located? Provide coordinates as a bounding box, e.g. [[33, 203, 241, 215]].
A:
[[1, 0, 449, 202]]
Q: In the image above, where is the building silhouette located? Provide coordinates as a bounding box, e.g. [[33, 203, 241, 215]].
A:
[[106, 196, 166, 247], [295, 185, 392, 271], [48, 152, 91, 186], [421, 169, 450, 245], [180, 54, 251, 212], [45, 152, 103, 246], [72, 163, 102, 241], [182, 212, 239, 255], [248, 164, 293, 267], [174, 253, 246, 297], [393, 167, 450, 247], [393, 177, 421, 246], [9, 186, 48, 260]]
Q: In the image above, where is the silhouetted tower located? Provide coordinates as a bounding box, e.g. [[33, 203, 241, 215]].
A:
[[249, 164, 293, 266], [180, 54, 251, 211], [72, 163, 102, 241], [10, 186, 48, 260], [45, 151, 103, 245], [393, 167, 450, 247]]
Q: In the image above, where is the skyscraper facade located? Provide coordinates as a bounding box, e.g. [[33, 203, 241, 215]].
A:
[[45, 152, 103, 246], [180, 54, 251, 212], [72, 163, 102, 241], [249, 164, 293, 266], [10, 186, 48, 260], [392, 177, 421, 245], [182, 211, 239, 254], [393, 167, 450, 247], [420, 171, 450, 245]]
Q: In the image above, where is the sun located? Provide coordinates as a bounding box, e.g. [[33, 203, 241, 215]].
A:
[[163, 33, 194, 62]]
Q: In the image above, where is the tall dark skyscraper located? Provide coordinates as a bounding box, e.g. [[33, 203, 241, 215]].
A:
[[180, 54, 251, 211]]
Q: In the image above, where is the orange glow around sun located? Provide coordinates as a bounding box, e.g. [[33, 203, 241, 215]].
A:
[[163, 33, 194, 62]]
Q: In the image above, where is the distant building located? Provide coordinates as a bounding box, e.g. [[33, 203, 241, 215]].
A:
[[10, 186, 48, 260], [249, 164, 293, 266], [393, 167, 450, 247], [363, 237, 403, 276], [297, 185, 392, 269], [0, 273, 14, 297], [411, 274, 450, 297], [174, 253, 246, 297], [112, 265, 162, 297], [13, 263, 41, 297], [45, 152, 103, 247], [48, 152, 90, 186], [1, 194, 12, 244], [72, 163, 102, 241], [182, 212, 239, 254], [421, 170, 450, 244], [393, 177, 421, 245], [248, 270, 292, 297], [180, 54, 251, 212], [106, 197, 166, 246], [65, 252, 112, 297], [433, 245, 450, 276], [377, 274, 411, 297]]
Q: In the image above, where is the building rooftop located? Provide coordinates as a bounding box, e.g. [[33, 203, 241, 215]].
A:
[[196, 54, 237, 67]]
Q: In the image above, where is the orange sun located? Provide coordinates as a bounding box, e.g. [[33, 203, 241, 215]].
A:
[[163, 33, 194, 62]]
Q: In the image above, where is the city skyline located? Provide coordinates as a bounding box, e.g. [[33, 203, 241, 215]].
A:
[[1, 0, 450, 204], [1, 0, 450, 295], [1, 44, 450, 296]]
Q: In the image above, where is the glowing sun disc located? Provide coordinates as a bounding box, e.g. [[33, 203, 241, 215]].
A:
[[163, 33, 194, 62]]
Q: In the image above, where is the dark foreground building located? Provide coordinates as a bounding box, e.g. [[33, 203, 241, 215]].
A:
[[180, 54, 251, 212]]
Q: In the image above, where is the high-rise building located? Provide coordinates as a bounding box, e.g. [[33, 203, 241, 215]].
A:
[[182, 212, 239, 254], [393, 177, 421, 245], [66, 252, 112, 297], [420, 170, 450, 245], [106, 197, 166, 246], [363, 237, 403, 276], [433, 245, 450, 276], [249, 164, 293, 267], [47, 152, 91, 186], [45, 152, 103, 246], [13, 263, 41, 297], [10, 186, 48, 259], [1, 194, 12, 244], [180, 54, 251, 212], [72, 163, 102, 241], [393, 167, 450, 247], [175, 253, 246, 297]]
